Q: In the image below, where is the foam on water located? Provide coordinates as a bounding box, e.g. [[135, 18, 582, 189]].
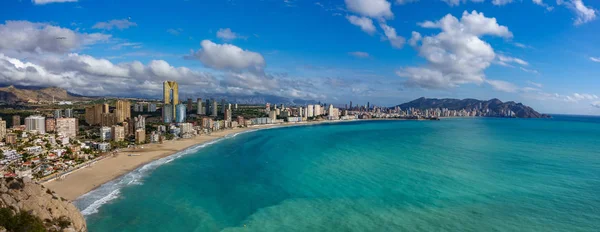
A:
[[74, 131, 252, 216]]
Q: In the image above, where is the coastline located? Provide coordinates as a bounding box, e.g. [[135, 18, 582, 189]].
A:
[[42, 119, 366, 201]]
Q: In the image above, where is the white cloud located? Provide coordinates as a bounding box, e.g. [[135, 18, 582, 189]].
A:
[[186, 40, 265, 72], [527, 80, 543, 88], [111, 42, 142, 50], [379, 23, 406, 48], [564, 93, 599, 102], [520, 67, 539, 74], [491, 0, 514, 5], [558, 0, 597, 25], [590, 57, 600, 62], [497, 54, 529, 66], [592, 101, 600, 108], [532, 0, 554, 10], [0, 20, 110, 54], [441, 0, 484, 6], [167, 28, 183, 36], [348, 51, 370, 58], [486, 79, 519, 92], [408, 31, 422, 46], [216, 28, 245, 41], [33, 0, 77, 5], [346, 15, 376, 35], [344, 0, 393, 19], [396, 0, 419, 4], [92, 19, 137, 30], [398, 11, 512, 89]]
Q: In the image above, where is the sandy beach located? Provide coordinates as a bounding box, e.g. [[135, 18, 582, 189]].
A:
[[43, 127, 256, 201]]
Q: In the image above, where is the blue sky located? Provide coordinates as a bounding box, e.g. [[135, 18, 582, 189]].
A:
[[0, 0, 599, 114]]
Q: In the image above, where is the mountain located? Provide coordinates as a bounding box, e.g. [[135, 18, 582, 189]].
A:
[[0, 85, 94, 104], [397, 97, 550, 118], [195, 94, 319, 105], [0, 178, 86, 231]]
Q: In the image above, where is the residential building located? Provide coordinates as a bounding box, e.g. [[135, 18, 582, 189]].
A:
[[100, 126, 111, 141], [225, 108, 232, 122], [54, 109, 62, 119], [45, 118, 56, 133], [12, 115, 20, 127], [197, 98, 204, 115], [64, 108, 73, 118], [307, 105, 314, 117], [56, 118, 77, 138], [163, 104, 174, 123], [148, 103, 157, 112], [180, 123, 193, 138], [111, 125, 125, 142], [0, 118, 5, 140], [135, 129, 145, 144], [25, 115, 45, 134], [176, 104, 186, 123], [100, 112, 116, 127], [269, 110, 277, 121], [221, 99, 226, 114], [6, 133, 17, 145], [211, 99, 218, 117], [187, 98, 193, 112], [85, 103, 109, 125], [134, 115, 145, 130], [115, 100, 131, 123]]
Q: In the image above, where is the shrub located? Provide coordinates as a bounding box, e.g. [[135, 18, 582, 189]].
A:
[[0, 207, 46, 232]]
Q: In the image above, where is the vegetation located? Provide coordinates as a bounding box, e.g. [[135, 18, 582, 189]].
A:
[[0, 207, 47, 232]]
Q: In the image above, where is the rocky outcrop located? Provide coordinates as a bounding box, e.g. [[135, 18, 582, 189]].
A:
[[0, 178, 86, 232], [397, 97, 551, 118]]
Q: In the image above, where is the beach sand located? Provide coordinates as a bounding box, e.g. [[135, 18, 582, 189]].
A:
[[42, 120, 363, 201], [43, 127, 255, 201]]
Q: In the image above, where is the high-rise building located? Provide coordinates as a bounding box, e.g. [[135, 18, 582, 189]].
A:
[[56, 118, 77, 138], [12, 115, 20, 127], [221, 99, 226, 114], [163, 104, 174, 123], [235, 104, 238, 109], [6, 133, 16, 145], [148, 103, 157, 112], [85, 104, 109, 125], [100, 112, 116, 127], [307, 105, 314, 117], [64, 108, 73, 118], [45, 118, 56, 133], [54, 109, 62, 119], [0, 118, 5, 141], [163, 81, 179, 120], [225, 108, 232, 122], [265, 103, 270, 112], [197, 98, 204, 115], [115, 100, 131, 123], [205, 99, 210, 115], [187, 98, 193, 112], [269, 110, 277, 121], [134, 115, 145, 130], [25, 115, 46, 134], [111, 125, 125, 142], [135, 129, 145, 144], [176, 104, 187, 123], [350, 101, 353, 110], [100, 126, 111, 141], [211, 99, 218, 117]]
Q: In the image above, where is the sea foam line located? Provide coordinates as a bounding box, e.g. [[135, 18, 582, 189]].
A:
[[74, 131, 252, 217]]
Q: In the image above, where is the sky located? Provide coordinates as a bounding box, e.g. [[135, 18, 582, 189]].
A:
[[0, 0, 599, 114]]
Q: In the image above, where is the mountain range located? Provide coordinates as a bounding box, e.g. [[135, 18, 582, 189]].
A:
[[0, 85, 92, 104], [397, 97, 550, 118]]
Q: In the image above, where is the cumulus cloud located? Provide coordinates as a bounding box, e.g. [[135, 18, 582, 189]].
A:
[[379, 23, 406, 48], [344, 0, 393, 19], [398, 11, 512, 89], [216, 28, 246, 41], [565, 93, 598, 102], [558, 0, 597, 25], [346, 15, 376, 35], [0, 20, 110, 54], [590, 57, 600, 62], [592, 101, 600, 108], [33, 0, 77, 4], [348, 51, 370, 58], [185, 40, 265, 72], [93, 19, 137, 30]]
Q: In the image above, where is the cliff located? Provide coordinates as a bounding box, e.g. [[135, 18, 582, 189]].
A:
[[0, 178, 86, 232], [397, 97, 550, 118]]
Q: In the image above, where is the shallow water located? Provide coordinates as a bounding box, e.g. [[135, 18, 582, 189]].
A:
[[78, 116, 600, 232]]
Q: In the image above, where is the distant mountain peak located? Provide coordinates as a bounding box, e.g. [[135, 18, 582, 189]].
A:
[[396, 97, 549, 118]]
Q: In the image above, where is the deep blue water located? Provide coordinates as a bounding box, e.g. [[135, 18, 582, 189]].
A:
[[76, 116, 600, 231]]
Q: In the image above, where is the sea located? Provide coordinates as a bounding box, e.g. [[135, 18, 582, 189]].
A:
[[75, 115, 600, 232]]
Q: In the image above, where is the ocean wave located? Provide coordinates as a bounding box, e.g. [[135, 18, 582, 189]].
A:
[[74, 134, 243, 217]]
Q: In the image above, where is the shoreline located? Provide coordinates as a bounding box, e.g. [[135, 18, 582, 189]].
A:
[[43, 119, 370, 201]]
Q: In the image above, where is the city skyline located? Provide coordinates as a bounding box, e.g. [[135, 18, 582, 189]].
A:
[[0, 0, 599, 115]]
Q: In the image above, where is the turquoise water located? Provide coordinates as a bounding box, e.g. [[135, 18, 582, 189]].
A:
[[77, 116, 600, 231]]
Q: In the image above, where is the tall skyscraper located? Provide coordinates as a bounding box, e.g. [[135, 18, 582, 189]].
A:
[[197, 98, 204, 115], [367, 102, 370, 111], [25, 115, 46, 134], [12, 115, 20, 127], [115, 100, 131, 123], [56, 118, 77, 138], [211, 99, 218, 117], [176, 104, 187, 123], [0, 118, 6, 141], [111, 125, 125, 142], [45, 118, 56, 133], [221, 99, 226, 114], [205, 99, 210, 115], [187, 98, 193, 112], [350, 101, 353, 110], [163, 81, 179, 121], [85, 104, 109, 125], [163, 104, 174, 123], [225, 108, 232, 122]]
